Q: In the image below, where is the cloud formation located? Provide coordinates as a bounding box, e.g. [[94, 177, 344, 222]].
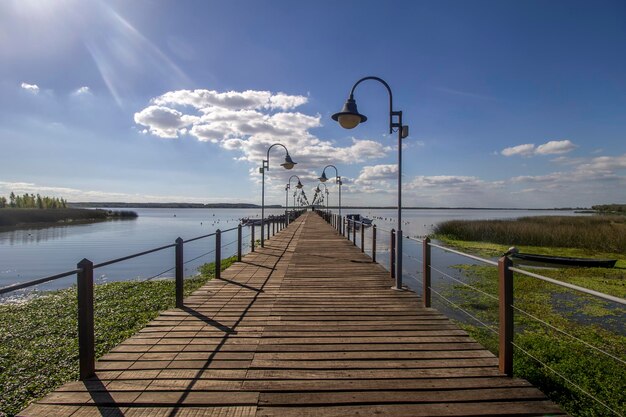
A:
[[501, 140, 576, 157], [73, 86, 91, 96], [135, 88, 390, 172], [20, 82, 40, 94]]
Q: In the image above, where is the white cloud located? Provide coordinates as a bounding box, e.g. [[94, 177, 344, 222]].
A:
[[135, 88, 392, 180], [501, 143, 535, 157], [152, 89, 307, 111], [356, 164, 398, 184], [73, 86, 91, 96], [134, 105, 188, 138], [20, 82, 40, 94], [535, 140, 577, 155], [501, 140, 576, 157]]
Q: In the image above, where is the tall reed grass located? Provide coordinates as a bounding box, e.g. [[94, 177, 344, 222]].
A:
[[434, 215, 626, 252]]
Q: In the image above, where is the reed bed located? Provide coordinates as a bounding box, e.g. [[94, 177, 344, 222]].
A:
[[434, 215, 626, 253]]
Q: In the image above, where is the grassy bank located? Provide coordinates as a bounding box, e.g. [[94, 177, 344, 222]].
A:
[[440, 263, 625, 416], [0, 256, 236, 417], [431, 216, 625, 416], [0, 208, 137, 229], [434, 215, 626, 253]]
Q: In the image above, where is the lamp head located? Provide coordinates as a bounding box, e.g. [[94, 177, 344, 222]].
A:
[[331, 97, 367, 129], [296, 180, 303, 189], [315, 186, 321, 193], [281, 154, 296, 170], [318, 171, 328, 182]]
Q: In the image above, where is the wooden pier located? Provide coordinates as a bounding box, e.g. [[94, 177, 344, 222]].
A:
[[20, 212, 564, 416]]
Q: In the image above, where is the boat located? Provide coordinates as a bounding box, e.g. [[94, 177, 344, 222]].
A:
[[346, 214, 373, 228], [510, 252, 617, 268]]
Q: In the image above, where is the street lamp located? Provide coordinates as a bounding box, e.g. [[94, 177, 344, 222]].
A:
[[315, 183, 329, 215], [260, 143, 296, 247], [319, 165, 342, 217], [332, 76, 409, 290], [286, 175, 303, 225]]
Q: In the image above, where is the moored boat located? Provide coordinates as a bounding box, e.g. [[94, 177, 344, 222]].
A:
[[510, 252, 617, 268]]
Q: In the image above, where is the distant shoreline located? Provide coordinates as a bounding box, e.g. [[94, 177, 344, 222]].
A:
[[69, 202, 587, 211], [0, 208, 137, 231]]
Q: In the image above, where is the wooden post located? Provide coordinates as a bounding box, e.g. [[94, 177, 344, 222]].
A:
[[423, 237, 431, 307], [251, 226, 255, 252], [175, 237, 184, 308], [237, 224, 242, 261], [272, 221, 275, 236], [77, 258, 95, 380], [499, 256, 514, 376], [352, 221, 356, 245], [361, 224, 365, 252], [266, 222, 270, 241], [372, 225, 377, 263], [215, 230, 221, 280], [390, 229, 396, 280]]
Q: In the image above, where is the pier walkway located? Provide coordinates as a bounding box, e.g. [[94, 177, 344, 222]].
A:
[[21, 212, 564, 416]]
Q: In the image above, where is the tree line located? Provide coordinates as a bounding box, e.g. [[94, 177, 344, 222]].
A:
[[591, 204, 626, 214], [0, 192, 68, 209]]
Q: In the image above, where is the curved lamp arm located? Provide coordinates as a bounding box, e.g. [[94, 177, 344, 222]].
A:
[[263, 143, 294, 171], [349, 76, 394, 133]]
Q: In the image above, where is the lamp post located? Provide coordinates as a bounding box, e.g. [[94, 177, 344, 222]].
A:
[[331, 76, 409, 290], [286, 175, 303, 225], [319, 165, 342, 217], [260, 143, 296, 247], [315, 183, 329, 215]]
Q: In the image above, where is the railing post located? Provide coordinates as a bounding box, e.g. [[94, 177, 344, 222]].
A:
[[77, 258, 95, 380], [372, 225, 377, 263], [251, 226, 255, 252], [175, 237, 184, 308], [215, 230, 221, 280], [499, 256, 514, 376], [272, 221, 275, 236], [423, 237, 431, 307], [352, 221, 356, 245], [390, 229, 396, 280], [266, 221, 270, 241], [237, 224, 242, 261], [361, 223, 365, 252]]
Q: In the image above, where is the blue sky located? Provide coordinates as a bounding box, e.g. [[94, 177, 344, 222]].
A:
[[1, 0, 624, 208]]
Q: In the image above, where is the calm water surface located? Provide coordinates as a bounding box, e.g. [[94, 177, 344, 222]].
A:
[[0, 208, 576, 297]]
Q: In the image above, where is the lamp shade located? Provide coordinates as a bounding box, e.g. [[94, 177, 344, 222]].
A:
[[331, 98, 367, 129], [318, 172, 328, 182], [281, 154, 296, 170], [296, 180, 303, 189]]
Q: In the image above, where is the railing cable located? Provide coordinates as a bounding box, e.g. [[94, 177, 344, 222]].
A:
[[428, 242, 498, 266], [510, 267, 626, 306], [429, 285, 498, 334], [511, 305, 626, 365], [429, 264, 499, 301]]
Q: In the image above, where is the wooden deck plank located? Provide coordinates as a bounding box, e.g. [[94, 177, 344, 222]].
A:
[[20, 212, 564, 416]]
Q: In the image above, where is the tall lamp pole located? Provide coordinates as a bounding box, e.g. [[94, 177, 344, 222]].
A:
[[319, 165, 342, 217], [286, 175, 303, 225], [315, 183, 329, 215], [261, 143, 296, 247], [331, 76, 409, 290]]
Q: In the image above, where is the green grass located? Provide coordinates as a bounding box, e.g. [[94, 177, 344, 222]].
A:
[[0, 256, 236, 417], [430, 229, 625, 416], [443, 264, 625, 416]]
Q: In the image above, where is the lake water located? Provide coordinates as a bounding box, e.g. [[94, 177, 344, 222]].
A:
[[0, 207, 576, 299]]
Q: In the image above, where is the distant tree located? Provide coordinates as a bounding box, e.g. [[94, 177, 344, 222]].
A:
[[9, 192, 16, 208], [0, 196, 6, 208], [36, 194, 43, 209]]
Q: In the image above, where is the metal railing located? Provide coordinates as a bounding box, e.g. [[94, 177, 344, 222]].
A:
[[0, 210, 304, 380], [317, 210, 625, 415]]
